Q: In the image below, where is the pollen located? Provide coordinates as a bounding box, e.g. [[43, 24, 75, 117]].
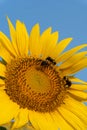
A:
[[5, 57, 67, 112]]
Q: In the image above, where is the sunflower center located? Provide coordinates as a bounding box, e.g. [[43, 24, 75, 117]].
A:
[[25, 67, 51, 93], [5, 57, 67, 112]]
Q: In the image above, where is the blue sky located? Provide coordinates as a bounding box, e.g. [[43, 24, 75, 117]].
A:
[[0, 0, 87, 81]]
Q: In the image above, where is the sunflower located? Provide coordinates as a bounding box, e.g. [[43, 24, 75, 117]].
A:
[[0, 17, 87, 130]]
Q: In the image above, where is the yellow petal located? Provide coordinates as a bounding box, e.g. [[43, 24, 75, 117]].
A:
[[0, 32, 16, 57], [0, 80, 5, 90], [0, 32, 14, 62], [0, 79, 5, 84], [28, 110, 40, 130], [68, 89, 87, 101], [29, 24, 40, 57], [0, 90, 19, 125], [33, 27, 52, 58], [58, 106, 86, 130], [29, 110, 73, 130], [43, 112, 60, 130], [0, 87, 5, 90], [0, 90, 10, 101], [42, 32, 59, 59], [59, 51, 87, 69], [0, 63, 6, 77], [16, 20, 29, 56], [51, 111, 73, 130], [61, 57, 87, 75], [68, 76, 87, 84], [54, 38, 73, 59], [40, 27, 52, 59], [11, 108, 29, 129], [29, 110, 58, 130], [64, 96, 87, 126], [70, 84, 87, 90], [56, 44, 87, 63], [7, 17, 19, 55], [0, 47, 13, 63]]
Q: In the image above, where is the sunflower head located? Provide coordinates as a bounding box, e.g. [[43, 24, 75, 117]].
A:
[[0, 17, 87, 130]]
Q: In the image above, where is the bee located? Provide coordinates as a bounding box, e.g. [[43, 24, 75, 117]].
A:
[[41, 56, 56, 67], [46, 56, 56, 65], [63, 76, 72, 88], [41, 60, 49, 66]]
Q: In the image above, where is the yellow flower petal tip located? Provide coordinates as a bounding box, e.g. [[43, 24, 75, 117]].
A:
[[0, 18, 87, 130], [31, 23, 40, 33]]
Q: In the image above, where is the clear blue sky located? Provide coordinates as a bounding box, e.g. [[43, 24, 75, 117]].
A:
[[0, 0, 87, 81]]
